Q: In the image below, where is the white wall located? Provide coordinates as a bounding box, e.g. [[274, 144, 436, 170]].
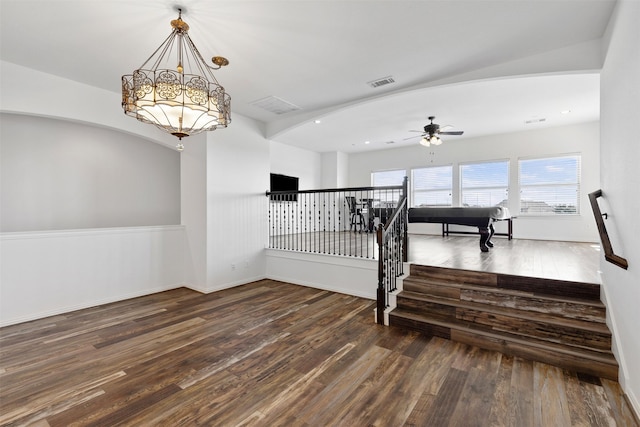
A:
[[266, 249, 377, 300], [348, 122, 600, 242], [180, 134, 209, 291], [0, 226, 185, 326], [0, 63, 189, 326], [321, 151, 349, 188], [0, 61, 178, 149], [205, 115, 270, 292], [0, 113, 180, 232], [270, 140, 322, 190], [0, 60, 333, 324], [599, 0, 640, 415]]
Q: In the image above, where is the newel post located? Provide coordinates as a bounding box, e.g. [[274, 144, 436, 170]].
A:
[[402, 176, 409, 262], [376, 224, 385, 325]]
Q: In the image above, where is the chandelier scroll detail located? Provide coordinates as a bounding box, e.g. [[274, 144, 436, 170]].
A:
[[121, 8, 231, 151]]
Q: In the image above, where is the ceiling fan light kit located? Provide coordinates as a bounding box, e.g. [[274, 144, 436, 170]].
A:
[[420, 135, 442, 147], [414, 116, 463, 149], [121, 7, 231, 151]]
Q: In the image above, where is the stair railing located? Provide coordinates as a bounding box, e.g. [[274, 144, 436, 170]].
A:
[[376, 176, 409, 324], [588, 189, 628, 269]]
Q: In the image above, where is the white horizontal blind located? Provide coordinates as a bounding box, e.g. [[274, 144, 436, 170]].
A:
[[371, 169, 406, 187], [519, 155, 581, 215], [460, 160, 509, 207], [371, 169, 406, 203], [412, 165, 453, 207]]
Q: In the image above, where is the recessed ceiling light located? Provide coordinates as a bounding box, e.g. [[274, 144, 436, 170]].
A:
[[364, 141, 370, 144], [314, 119, 321, 124], [561, 110, 572, 114]]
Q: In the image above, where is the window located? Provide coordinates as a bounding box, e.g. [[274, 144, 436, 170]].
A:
[[371, 169, 406, 204], [412, 165, 453, 207], [519, 155, 580, 215], [460, 160, 509, 207], [371, 169, 406, 187]]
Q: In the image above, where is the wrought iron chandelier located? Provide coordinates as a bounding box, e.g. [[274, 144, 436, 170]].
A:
[[121, 8, 231, 151]]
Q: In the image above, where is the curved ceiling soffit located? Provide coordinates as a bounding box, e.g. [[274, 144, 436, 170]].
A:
[[265, 37, 605, 141], [266, 69, 600, 143]]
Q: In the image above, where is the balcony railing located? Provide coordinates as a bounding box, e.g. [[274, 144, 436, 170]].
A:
[[266, 178, 408, 326], [267, 184, 405, 259]]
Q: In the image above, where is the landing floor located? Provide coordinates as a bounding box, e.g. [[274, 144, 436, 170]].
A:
[[408, 234, 601, 284]]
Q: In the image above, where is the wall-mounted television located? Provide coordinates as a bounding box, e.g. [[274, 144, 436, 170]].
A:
[[270, 173, 299, 201]]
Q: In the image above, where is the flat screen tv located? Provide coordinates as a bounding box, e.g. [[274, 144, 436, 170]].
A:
[[270, 173, 299, 201]]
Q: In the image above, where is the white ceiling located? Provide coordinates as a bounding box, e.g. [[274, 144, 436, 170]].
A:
[[0, 0, 615, 153]]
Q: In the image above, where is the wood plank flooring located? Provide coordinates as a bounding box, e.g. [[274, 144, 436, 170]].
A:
[[1, 280, 637, 426], [408, 234, 601, 284]]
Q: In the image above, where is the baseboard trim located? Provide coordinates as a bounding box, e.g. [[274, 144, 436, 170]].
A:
[[0, 283, 183, 327]]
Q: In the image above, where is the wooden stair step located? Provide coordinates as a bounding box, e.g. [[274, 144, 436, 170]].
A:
[[407, 264, 601, 301], [389, 309, 618, 380], [398, 290, 610, 334], [401, 277, 606, 323], [396, 292, 611, 352]]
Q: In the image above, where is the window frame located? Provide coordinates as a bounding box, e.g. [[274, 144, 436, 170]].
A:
[[518, 154, 581, 216], [459, 159, 510, 208], [410, 164, 454, 207], [370, 169, 407, 187], [371, 169, 407, 204]]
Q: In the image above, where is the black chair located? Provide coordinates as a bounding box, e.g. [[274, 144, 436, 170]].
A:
[[345, 196, 365, 232]]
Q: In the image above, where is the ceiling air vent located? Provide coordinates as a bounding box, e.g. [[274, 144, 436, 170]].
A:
[[525, 117, 546, 124], [250, 96, 301, 115], [368, 76, 395, 88]]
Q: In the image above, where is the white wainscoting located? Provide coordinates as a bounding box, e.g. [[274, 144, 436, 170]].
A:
[[265, 249, 377, 300], [0, 225, 186, 327]]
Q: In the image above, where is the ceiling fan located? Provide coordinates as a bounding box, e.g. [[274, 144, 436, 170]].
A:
[[406, 116, 464, 147]]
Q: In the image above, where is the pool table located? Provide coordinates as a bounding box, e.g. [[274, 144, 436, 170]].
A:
[[408, 206, 512, 252]]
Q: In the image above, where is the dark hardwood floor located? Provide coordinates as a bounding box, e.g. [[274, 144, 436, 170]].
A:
[[1, 279, 637, 426], [408, 234, 601, 284]]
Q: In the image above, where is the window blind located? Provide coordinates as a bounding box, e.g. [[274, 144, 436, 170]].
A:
[[519, 155, 581, 215], [460, 160, 509, 207], [371, 169, 406, 186], [412, 165, 453, 207]]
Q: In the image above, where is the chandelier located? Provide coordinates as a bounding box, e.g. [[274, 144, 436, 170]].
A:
[[121, 8, 231, 151]]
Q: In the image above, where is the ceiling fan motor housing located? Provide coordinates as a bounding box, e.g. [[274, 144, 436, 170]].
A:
[[424, 123, 439, 135]]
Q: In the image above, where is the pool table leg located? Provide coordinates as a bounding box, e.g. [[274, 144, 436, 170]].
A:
[[479, 227, 490, 252], [486, 223, 495, 248]]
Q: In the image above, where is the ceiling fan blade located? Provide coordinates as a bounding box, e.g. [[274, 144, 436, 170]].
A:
[[440, 131, 464, 135], [403, 134, 424, 141], [408, 130, 423, 133]]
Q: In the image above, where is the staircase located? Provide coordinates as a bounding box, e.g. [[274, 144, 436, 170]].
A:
[[389, 264, 618, 380]]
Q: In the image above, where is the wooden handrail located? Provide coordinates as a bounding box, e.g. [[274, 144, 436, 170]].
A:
[[588, 190, 628, 270], [265, 184, 402, 197]]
